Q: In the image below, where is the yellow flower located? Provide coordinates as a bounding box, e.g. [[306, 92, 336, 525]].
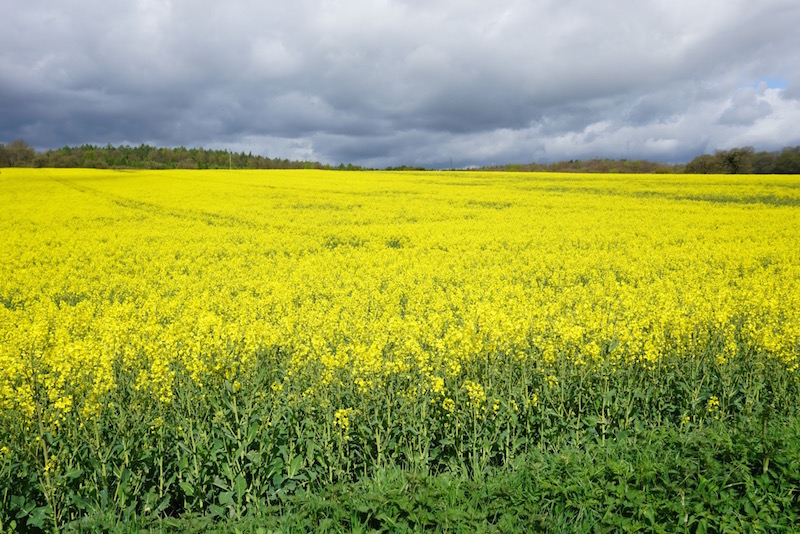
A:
[[442, 397, 455, 413], [706, 395, 720, 414], [462, 380, 486, 410], [2, 168, 798, 437], [150, 416, 165, 431], [430, 376, 445, 396], [334, 408, 355, 432], [43, 454, 58, 474]]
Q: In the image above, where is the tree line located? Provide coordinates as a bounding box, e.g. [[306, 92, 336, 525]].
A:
[[478, 158, 680, 174], [2, 139, 800, 173], [479, 146, 800, 174], [0, 141, 331, 170], [683, 146, 800, 174]]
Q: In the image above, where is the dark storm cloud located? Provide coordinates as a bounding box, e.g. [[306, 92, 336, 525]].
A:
[[2, 0, 800, 167]]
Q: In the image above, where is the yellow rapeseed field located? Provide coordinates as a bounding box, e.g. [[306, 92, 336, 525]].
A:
[[1, 168, 799, 425]]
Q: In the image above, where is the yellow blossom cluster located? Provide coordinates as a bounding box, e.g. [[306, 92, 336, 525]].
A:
[[462, 380, 487, 411], [334, 407, 355, 432], [1, 169, 799, 421]]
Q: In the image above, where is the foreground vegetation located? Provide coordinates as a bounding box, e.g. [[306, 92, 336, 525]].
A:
[[1, 169, 799, 531], [4, 359, 799, 532]]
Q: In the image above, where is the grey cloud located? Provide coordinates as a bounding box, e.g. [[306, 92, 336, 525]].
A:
[[717, 85, 773, 125], [782, 80, 800, 101], [2, 0, 800, 167], [625, 89, 693, 126]]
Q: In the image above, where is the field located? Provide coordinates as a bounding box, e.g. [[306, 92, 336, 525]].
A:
[[1, 168, 800, 531]]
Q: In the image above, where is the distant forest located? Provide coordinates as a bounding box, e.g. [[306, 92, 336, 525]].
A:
[[2, 139, 800, 173], [0, 141, 333, 170], [479, 146, 800, 174]]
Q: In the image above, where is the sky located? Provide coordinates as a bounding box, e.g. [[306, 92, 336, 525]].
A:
[[2, 0, 800, 168]]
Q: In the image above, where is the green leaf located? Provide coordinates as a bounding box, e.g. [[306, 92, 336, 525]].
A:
[[246, 450, 262, 466], [288, 455, 303, 478], [234, 474, 247, 500], [219, 491, 234, 506], [179, 481, 195, 497], [155, 495, 172, 514], [65, 467, 83, 480], [27, 506, 52, 529]]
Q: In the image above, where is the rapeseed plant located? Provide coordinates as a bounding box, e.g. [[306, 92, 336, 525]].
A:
[[1, 168, 799, 530]]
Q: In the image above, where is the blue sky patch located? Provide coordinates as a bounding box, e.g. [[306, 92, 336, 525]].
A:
[[758, 78, 789, 89]]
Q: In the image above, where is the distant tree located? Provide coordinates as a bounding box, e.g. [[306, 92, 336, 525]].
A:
[[684, 154, 723, 174], [774, 148, 800, 174], [752, 151, 778, 173], [177, 158, 198, 169], [685, 145, 800, 174], [715, 146, 755, 174], [0, 139, 36, 167]]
